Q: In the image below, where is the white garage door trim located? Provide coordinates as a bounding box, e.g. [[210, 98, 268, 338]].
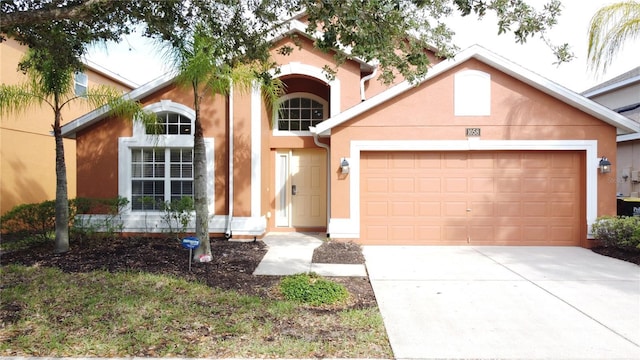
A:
[[328, 139, 599, 239]]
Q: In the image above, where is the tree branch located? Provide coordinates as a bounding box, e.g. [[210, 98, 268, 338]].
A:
[[1, 0, 111, 30]]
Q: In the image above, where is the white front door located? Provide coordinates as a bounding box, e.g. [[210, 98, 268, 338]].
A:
[[275, 149, 327, 228]]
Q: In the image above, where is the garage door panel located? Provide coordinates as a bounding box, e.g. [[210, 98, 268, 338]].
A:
[[418, 177, 441, 192], [445, 178, 468, 192], [364, 177, 388, 193], [471, 177, 495, 192], [391, 201, 415, 216], [418, 202, 441, 216], [360, 151, 582, 245], [392, 177, 415, 192], [523, 178, 549, 192]]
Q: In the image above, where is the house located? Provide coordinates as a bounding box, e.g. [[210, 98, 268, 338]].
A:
[[582, 67, 640, 198], [61, 20, 640, 247], [0, 38, 136, 215]]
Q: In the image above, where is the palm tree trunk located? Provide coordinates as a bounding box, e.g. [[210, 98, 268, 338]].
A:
[[53, 109, 69, 253], [192, 89, 211, 261]]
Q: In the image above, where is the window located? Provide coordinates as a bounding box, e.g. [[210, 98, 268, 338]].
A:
[[74, 72, 88, 96], [119, 101, 213, 215], [146, 112, 192, 135], [130, 148, 193, 210], [277, 94, 326, 132]]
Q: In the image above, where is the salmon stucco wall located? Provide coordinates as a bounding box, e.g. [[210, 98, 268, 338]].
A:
[[271, 37, 363, 112], [328, 59, 618, 225]]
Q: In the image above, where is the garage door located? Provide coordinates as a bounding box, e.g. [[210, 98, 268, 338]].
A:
[[360, 151, 583, 245]]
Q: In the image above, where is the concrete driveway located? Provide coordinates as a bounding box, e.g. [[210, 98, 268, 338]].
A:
[[363, 246, 640, 359]]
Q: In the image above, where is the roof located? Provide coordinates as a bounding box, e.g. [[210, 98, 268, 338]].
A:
[[63, 44, 640, 139], [312, 45, 640, 136], [61, 73, 175, 138], [581, 66, 640, 98], [83, 58, 139, 90]]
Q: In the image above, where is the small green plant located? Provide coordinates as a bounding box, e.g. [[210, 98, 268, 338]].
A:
[[160, 196, 194, 238], [279, 273, 349, 306], [71, 197, 129, 239], [592, 215, 640, 249]]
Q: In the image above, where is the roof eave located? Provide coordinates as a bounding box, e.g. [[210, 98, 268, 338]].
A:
[[312, 45, 640, 136], [61, 73, 175, 138]]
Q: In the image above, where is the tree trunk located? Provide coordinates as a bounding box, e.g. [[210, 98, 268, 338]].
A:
[[53, 109, 69, 253], [192, 90, 211, 261]]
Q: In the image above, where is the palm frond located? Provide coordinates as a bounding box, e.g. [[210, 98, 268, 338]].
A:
[[0, 83, 52, 116], [588, 1, 640, 73]]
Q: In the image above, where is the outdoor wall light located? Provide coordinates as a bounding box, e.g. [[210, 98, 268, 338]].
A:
[[599, 157, 612, 174], [340, 158, 350, 174]]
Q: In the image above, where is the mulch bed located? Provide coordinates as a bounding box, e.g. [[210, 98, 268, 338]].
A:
[[1, 236, 376, 308]]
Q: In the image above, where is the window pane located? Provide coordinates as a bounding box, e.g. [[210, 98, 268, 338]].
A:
[[300, 98, 311, 107], [170, 150, 180, 162], [301, 109, 311, 119], [168, 125, 179, 134], [183, 181, 193, 195], [290, 109, 300, 119], [278, 120, 288, 131], [290, 98, 300, 107], [290, 121, 300, 130], [155, 164, 164, 177], [182, 150, 192, 162], [168, 113, 179, 123], [132, 150, 142, 162], [154, 149, 165, 161], [170, 164, 181, 177], [180, 125, 191, 134], [132, 163, 142, 177], [301, 120, 311, 131], [182, 164, 192, 177], [143, 164, 154, 177]]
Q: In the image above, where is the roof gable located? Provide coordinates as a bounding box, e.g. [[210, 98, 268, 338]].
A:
[[312, 45, 640, 136]]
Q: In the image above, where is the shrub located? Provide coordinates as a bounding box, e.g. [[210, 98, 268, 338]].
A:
[[1, 197, 128, 241], [0, 200, 55, 240], [160, 197, 194, 238], [592, 216, 640, 249], [279, 273, 349, 306]]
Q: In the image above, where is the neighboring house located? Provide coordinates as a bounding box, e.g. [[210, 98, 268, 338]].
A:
[[582, 67, 640, 198], [0, 38, 136, 215], [61, 20, 639, 248]]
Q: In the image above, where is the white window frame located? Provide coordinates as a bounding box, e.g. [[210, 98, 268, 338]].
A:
[[118, 100, 214, 215], [273, 92, 328, 137]]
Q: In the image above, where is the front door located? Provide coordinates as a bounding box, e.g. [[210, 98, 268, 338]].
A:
[[275, 149, 327, 228]]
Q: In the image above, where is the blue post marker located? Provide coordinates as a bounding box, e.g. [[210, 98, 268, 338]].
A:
[[181, 236, 200, 271]]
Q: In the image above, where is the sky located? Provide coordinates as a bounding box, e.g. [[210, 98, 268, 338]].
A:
[[85, 0, 639, 93]]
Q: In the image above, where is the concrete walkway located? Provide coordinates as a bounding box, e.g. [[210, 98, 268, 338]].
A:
[[364, 245, 640, 360], [252, 232, 367, 277]]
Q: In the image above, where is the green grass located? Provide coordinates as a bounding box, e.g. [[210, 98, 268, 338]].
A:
[[0, 265, 392, 358]]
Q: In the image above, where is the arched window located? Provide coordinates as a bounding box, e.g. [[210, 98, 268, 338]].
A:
[[145, 112, 192, 135], [276, 93, 327, 133]]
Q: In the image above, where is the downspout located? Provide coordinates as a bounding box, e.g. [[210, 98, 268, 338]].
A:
[[225, 82, 234, 239], [310, 128, 331, 237], [360, 65, 378, 101]]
